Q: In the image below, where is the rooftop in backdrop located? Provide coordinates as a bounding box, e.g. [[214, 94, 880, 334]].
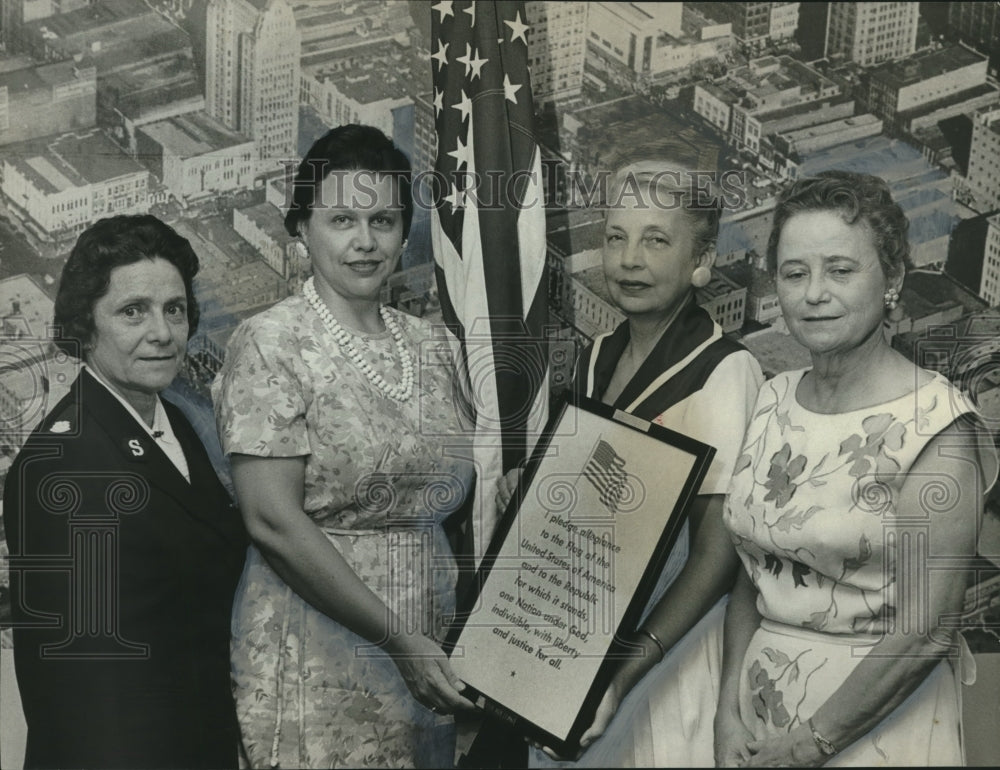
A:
[[729, 55, 839, 103], [238, 202, 295, 244], [781, 113, 882, 149], [799, 135, 954, 243], [140, 112, 251, 157], [103, 53, 203, 120], [867, 44, 988, 90], [716, 134, 956, 259], [716, 207, 775, 258], [174, 217, 285, 343], [758, 94, 856, 127], [902, 269, 988, 317], [0, 57, 89, 93], [677, 3, 730, 39], [567, 95, 728, 173], [0, 55, 35, 75], [897, 82, 999, 123], [30, 0, 146, 35], [24, 0, 193, 74], [51, 131, 146, 185], [725, 259, 777, 297], [4, 130, 145, 192], [302, 39, 424, 104], [594, 2, 674, 29], [296, 0, 386, 29], [294, 0, 411, 62], [698, 80, 742, 104]]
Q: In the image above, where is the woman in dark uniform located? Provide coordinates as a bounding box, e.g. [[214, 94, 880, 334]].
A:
[[3, 215, 246, 769]]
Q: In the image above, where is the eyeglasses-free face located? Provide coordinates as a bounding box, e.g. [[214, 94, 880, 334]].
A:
[[87, 257, 189, 412], [602, 202, 705, 323], [775, 209, 898, 359], [300, 171, 405, 317]]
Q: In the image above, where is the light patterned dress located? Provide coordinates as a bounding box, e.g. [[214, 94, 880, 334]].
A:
[[724, 368, 997, 766], [212, 294, 474, 769]]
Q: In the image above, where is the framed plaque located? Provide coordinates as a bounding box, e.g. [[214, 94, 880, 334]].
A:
[[445, 395, 716, 756]]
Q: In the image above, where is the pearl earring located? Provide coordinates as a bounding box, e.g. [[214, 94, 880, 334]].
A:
[[884, 287, 900, 310], [293, 240, 309, 261], [691, 265, 712, 288]]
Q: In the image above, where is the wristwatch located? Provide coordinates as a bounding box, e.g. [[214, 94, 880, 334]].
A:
[[807, 717, 837, 757]]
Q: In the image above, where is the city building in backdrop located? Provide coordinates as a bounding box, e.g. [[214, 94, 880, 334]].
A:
[[206, 0, 300, 174], [2, 4, 1000, 765], [825, 1, 919, 66]]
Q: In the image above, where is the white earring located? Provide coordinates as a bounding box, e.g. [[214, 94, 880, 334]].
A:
[[293, 240, 308, 260], [691, 265, 712, 288], [884, 287, 900, 310]]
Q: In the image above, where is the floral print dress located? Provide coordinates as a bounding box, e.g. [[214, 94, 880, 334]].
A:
[[724, 368, 995, 765], [212, 294, 474, 769]]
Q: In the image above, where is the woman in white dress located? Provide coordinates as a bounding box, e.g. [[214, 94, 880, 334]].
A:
[[510, 159, 764, 767], [718, 170, 999, 766]]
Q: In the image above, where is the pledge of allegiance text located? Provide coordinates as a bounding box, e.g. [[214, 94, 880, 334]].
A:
[[487, 511, 622, 666]]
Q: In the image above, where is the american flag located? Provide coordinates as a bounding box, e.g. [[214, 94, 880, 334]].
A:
[[583, 440, 628, 513], [430, 0, 549, 561]]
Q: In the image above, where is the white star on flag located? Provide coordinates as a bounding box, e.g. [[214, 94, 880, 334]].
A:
[[431, 41, 449, 69], [463, 1, 476, 25], [432, 0, 453, 21], [447, 135, 470, 168], [443, 183, 464, 210], [467, 48, 487, 80], [503, 73, 521, 104], [456, 43, 487, 81], [433, 88, 444, 116], [504, 10, 529, 44], [452, 89, 472, 123]]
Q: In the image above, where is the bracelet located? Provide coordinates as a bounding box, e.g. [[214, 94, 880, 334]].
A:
[[807, 717, 837, 757], [636, 628, 665, 661]]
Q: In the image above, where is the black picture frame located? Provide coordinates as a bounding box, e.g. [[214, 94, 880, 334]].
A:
[[445, 393, 716, 757]]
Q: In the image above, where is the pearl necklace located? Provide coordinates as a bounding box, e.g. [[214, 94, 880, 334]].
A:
[[303, 277, 415, 402]]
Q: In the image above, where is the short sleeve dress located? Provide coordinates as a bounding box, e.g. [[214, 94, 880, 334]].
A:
[[723, 368, 999, 765], [212, 294, 474, 769], [531, 300, 764, 767]]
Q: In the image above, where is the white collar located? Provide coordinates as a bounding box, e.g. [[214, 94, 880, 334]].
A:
[[82, 364, 176, 444], [82, 366, 190, 481]]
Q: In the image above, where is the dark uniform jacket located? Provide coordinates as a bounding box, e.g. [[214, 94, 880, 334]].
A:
[[3, 370, 247, 769]]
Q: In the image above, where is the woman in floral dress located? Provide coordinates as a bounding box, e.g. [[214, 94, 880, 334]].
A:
[[213, 125, 476, 768], [717, 171, 998, 766]]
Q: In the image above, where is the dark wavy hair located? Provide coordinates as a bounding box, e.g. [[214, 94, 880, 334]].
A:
[[284, 124, 413, 240], [766, 170, 912, 280], [54, 215, 200, 357]]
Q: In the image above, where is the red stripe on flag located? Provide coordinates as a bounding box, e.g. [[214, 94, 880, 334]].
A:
[[430, 0, 549, 552]]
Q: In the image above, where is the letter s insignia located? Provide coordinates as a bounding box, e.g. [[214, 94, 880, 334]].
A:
[[128, 439, 144, 457]]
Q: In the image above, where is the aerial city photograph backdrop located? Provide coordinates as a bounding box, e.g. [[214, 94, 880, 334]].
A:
[[2, 0, 1000, 766]]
